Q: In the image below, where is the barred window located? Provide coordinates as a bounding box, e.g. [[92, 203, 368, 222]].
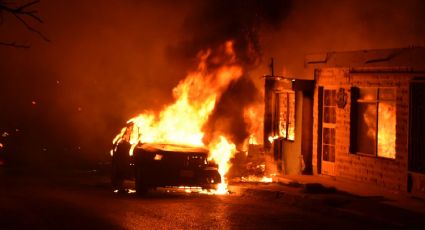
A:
[[277, 91, 295, 141], [322, 89, 336, 162]]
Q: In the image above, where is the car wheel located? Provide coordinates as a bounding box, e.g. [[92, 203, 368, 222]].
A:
[[111, 160, 124, 190], [135, 165, 148, 196]]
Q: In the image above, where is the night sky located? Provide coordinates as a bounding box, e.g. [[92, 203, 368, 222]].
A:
[[1, 0, 425, 169]]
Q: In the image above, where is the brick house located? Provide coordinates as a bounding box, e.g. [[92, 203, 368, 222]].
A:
[[304, 47, 425, 197]]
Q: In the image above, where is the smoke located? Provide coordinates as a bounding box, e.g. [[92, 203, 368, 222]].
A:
[[192, 0, 425, 148], [202, 77, 261, 148], [167, 0, 291, 148], [2, 0, 425, 168], [257, 0, 425, 78], [0, 0, 193, 167], [169, 0, 291, 68]]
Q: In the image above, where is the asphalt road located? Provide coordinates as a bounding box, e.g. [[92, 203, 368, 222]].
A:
[[1, 169, 424, 230]]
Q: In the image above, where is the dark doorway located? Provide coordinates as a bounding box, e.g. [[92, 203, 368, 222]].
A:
[[409, 81, 425, 174], [317, 87, 323, 174]]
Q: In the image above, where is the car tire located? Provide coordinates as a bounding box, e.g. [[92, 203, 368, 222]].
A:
[[200, 168, 221, 190], [111, 160, 124, 190], [135, 165, 148, 196]]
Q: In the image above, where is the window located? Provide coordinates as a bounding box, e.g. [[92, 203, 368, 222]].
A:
[[352, 87, 396, 159], [322, 89, 336, 162], [277, 91, 295, 141]]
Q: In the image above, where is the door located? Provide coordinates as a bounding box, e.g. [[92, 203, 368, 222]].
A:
[[320, 88, 336, 175], [409, 81, 425, 174]]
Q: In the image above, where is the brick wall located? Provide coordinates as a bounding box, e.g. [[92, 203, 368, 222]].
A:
[[312, 67, 412, 192]]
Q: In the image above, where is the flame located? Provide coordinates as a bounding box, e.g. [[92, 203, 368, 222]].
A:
[[113, 42, 242, 149], [208, 136, 236, 194], [243, 104, 263, 147], [268, 135, 279, 143], [288, 126, 295, 140], [377, 102, 396, 158], [112, 41, 244, 193], [248, 135, 258, 145], [241, 175, 273, 183], [363, 102, 395, 158]]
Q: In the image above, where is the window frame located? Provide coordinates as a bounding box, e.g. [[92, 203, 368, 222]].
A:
[[322, 88, 337, 162], [351, 87, 396, 159]]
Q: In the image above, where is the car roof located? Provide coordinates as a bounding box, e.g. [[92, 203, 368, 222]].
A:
[[138, 143, 209, 153]]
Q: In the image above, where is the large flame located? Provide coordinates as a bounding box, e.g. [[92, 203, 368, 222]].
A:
[[112, 41, 244, 193]]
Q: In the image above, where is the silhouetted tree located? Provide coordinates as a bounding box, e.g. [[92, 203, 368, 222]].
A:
[[0, 0, 48, 48]]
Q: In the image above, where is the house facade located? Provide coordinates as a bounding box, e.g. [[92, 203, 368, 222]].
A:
[[306, 47, 425, 197]]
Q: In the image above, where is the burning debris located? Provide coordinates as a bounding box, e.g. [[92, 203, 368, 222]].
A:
[[240, 175, 273, 183]]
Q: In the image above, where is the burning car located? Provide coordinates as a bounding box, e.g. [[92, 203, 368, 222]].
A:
[[110, 41, 254, 195], [111, 124, 221, 195]]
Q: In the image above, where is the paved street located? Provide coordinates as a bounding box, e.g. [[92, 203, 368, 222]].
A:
[[1, 170, 424, 229]]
